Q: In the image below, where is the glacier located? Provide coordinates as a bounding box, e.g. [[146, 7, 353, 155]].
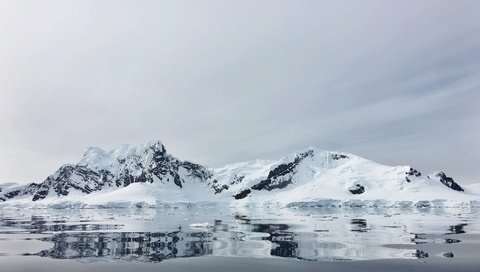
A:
[[0, 140, 479, 209]]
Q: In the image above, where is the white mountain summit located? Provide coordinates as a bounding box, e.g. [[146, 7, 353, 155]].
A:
[[1, 140, 478, 208]]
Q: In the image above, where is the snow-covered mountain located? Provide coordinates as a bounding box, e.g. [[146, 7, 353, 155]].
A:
[[1, 140, 478, 208]]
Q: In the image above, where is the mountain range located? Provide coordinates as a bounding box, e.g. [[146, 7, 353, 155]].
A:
[[1, 140, 479, 208]]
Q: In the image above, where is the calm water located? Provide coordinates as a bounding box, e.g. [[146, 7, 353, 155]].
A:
[[1, 205, 480, 271]]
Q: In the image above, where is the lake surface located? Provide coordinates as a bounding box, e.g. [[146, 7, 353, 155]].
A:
[[1, 205, 480, 271]]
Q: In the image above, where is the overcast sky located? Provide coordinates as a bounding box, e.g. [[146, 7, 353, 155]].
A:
[[1, 0, 479, 185]]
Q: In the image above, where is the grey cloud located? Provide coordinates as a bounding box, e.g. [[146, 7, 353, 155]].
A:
[[0, 0, 479, 184]]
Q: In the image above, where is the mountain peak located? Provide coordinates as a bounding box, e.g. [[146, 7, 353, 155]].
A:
[[109, 140, 166, 159], [80, 140, 166, 166]]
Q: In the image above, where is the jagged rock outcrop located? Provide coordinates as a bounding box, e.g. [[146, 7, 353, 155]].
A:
[[430, 172, 464, 192], [405, 167, 422, 183], [234, 189, 251, 200], [349, 184, 365, 195], [332, 154, 349, 160]]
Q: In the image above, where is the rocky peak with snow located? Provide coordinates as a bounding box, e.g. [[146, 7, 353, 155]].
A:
[[5, 140, 212, 202]]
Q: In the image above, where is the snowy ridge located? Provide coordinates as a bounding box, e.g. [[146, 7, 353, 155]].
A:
[[0, 140, 479, 208]]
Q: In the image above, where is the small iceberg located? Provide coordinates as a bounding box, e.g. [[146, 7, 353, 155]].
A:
[[189, 222, 212, 229]]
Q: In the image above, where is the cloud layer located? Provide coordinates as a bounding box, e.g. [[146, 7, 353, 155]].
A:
[[1, 0, 479, 184]]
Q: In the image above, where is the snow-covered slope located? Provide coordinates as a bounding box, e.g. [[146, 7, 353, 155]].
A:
[[465, 183, 480, 196], [0, 140, 478, 208]]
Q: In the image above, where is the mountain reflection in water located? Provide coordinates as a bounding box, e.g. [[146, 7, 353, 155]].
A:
[[1, 207, 479, 263]]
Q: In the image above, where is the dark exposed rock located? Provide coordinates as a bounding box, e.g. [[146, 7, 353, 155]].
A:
[[413, 250, 429, 258], [234, 189, 251, 200], [5, 189, 22, 199], [4, 183, 40, 200], [405, 167, 422, 183], [230, 175, 245, 185], [443, 252, 454, 258], [434, 172, 464, 192], [252, 150, 313, 191], [32, 188, 49, 201], [211, 180, 229, 194], [406, 167, 422, 177], [181, 161, 212, 180], [349, 184, 365, 195], [332, 154, 349, 160], [148, 150, 211, 189], [173, 173, 182, 188], [32, 165, 106, 201]]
